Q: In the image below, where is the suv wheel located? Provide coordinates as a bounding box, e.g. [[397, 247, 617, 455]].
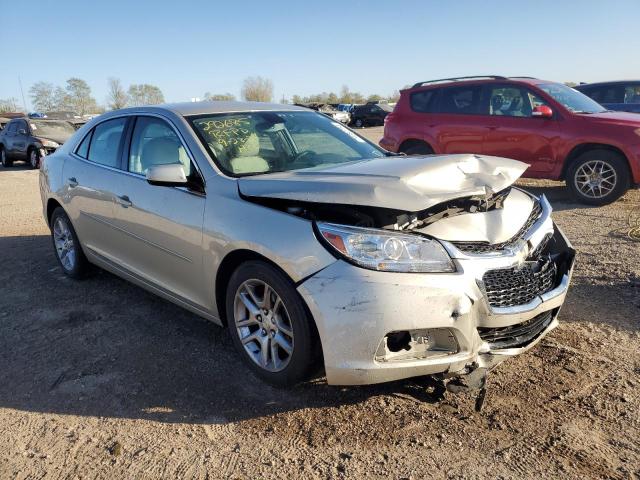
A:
[[226, 261, 319, 387], [0, 146, 12, 167], [50, 207, 90, 278], [28, 148, 41, 169], [400, 142, 434, 155], [566, 149, 630, 205], [354, 118, 364, 128]]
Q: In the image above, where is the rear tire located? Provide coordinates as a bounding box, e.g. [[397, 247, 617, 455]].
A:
[[50, 207, 90, 279], [566, 149, 630, 205], [354, 118, 364, 128], [400, 142, 434, 155], [0, 146, 12, 167], [226, 260, 320, 387]]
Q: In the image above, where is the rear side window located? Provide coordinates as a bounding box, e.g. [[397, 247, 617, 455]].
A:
[[436, 86, 483, 114], [76, 131, 92, 158], [87, 117, 127, 168], [624, 85, 640, 104], [587, 85, 624, 103], [410, 90, 437, 113]]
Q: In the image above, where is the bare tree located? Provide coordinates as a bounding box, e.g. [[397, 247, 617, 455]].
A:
[[63, 78, 98, 114], [29, 82, 56, 112], [241, 76, 273, 102], [107, 78, 128, 110], [0, 98, 20, 113], [204, 92, 236, 101], [128, 84, 165, 106]]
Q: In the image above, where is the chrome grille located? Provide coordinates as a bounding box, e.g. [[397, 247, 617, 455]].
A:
[[478, 310, 554, 349], [482, 257, 557, 308], [453, 201, 542, 254]]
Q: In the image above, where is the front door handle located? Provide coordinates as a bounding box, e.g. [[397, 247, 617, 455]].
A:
[[68, 177, 78, 188], [116, 195, 132, 208]]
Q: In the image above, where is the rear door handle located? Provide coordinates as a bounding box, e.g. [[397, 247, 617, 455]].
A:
[[68, 177, 78, 188], [116, 195, 132, 208]]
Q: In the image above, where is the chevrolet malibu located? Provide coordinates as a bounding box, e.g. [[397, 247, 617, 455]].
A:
[[39, 102, 575, 387]]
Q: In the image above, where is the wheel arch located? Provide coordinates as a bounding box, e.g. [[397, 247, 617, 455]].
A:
[[46, 198, 63, 227], [561, 143, 631, 180], [398, 138, 434, 153], [215, 249, 305, 326]]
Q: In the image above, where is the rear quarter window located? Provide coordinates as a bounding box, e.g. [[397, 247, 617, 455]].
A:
[[410, 90, 437, 113], [435, 85, 483, 114]]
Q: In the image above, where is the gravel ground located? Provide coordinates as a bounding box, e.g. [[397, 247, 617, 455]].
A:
[[1, 136, 639, 479]]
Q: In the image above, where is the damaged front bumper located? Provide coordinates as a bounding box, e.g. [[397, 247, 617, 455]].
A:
[[297, 195, 575, 385]]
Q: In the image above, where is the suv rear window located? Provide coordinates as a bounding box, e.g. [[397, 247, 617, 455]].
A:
[[410, 90, 437, 113], [436, 86, 482, 114]]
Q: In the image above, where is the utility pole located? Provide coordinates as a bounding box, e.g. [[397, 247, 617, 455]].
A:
[[18, 75, 27, 112]]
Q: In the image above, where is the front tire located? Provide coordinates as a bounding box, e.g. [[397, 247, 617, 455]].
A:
[[354, 118, 364, 128], [28, 147, 41, 169], [50, 207, 90, 278], [566, 149, 630, 205], [400, 142, 434, 155], [0, 146, 12, 167], [226, 261, 319, 387]]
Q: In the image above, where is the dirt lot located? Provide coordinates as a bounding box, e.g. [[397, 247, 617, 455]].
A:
[[1, 132, 639, 479]]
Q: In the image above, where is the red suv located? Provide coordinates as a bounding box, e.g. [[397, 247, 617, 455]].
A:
[[380, 76, 640, 205]]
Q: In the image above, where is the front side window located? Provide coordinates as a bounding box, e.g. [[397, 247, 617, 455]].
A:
[[539, 83, 606, 114], [488, 87, 549, 117], [189, 111, 385, 176], [436, 86, 483, 114], [87, 117, 127, 168], [128, 116, 192, 176], [624, 85, 640, 104], [7, 122, 17, 134]]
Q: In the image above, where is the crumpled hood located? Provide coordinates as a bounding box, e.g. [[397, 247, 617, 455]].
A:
[[36, 135, 69, 145], [238, 154, 528, 212]]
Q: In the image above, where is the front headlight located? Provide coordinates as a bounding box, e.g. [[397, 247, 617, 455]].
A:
[[316, 222, 455, 273], [40, 140, 60, 148]]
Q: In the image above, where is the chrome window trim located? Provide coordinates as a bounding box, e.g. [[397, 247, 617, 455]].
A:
[[69, 112, 206, 196]]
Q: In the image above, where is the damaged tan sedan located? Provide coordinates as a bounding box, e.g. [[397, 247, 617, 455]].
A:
[[39, 102, 575, 389]]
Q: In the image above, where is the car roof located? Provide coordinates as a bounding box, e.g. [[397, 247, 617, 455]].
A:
[[575, 80, 640, 88], [406, 76, 554, 91], [109, 101, 309, 117]]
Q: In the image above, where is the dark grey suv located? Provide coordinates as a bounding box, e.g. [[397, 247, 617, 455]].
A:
[[0, 118, 76, 168], [575, 81, 640, 113]]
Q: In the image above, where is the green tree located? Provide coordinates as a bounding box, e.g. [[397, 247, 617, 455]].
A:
[[367, 94, 383, 102], [29, 82, 56, 112]]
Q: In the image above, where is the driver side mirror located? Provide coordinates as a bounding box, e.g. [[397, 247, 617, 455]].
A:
[[532, 105, 553, 119], [145, 163, 187, 187]]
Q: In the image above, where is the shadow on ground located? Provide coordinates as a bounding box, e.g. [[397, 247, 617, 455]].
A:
[[0, 235, 448, 426]]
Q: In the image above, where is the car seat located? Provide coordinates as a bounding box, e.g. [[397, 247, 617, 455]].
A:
[[228, 133, 269, 174]]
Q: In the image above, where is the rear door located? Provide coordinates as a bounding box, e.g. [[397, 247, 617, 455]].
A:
[[3, 122, 17, 155], [62, 117, 129, 259], [429, 84, 487, 154], [108, 115, 207, 308], [13, 120, 29, 159], [481, 84, 560, 174]]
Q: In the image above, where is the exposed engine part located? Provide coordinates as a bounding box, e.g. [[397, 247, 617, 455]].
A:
[[242, 187, 511, 231]]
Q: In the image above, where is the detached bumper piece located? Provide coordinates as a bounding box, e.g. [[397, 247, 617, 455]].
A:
[[478, 309, 555, 349]]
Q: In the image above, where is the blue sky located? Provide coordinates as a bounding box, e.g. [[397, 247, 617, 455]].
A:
[[1, 0, 638, 110]]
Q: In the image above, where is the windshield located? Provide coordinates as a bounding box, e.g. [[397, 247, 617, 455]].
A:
[[189, 111, 386, 176], [29, 120, 76, 138], [539, 83, 607, 114]]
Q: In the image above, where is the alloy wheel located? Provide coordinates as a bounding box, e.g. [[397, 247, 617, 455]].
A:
[[574, 160, 617, 199], [53, 217, 76, 271], [233, 279, 294, 372]]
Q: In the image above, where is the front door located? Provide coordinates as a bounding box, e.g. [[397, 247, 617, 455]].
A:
[[108, 115, 207, 308], [481, 85, 559, 175]]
